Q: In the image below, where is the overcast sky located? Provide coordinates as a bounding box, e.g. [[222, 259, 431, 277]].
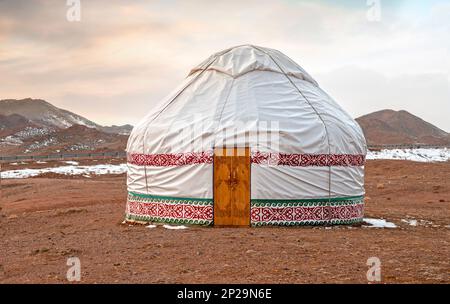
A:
[[0, 0, 449, 131]]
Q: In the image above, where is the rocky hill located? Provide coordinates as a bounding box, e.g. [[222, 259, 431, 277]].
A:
[[0, 99, 131, 155], [356, 110, 449, 146], [0, 98, 132, 135]]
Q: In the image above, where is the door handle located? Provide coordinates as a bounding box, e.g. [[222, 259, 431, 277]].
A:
[[231, 169, 237, 181], [229, 170, 238, 187]]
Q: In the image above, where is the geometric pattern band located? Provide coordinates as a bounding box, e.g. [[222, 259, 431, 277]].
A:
[[128, 151, 365, 167], [126, 192, 213, 226], [250, 197, 364, 226], [125, 192, 364, 226], [251, 152, 366, 167]]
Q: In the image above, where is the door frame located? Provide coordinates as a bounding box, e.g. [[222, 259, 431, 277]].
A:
[[212, 147, 251, 227]]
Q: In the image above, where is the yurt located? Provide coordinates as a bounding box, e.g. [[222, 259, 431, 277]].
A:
[[125, 45, 367, 227]]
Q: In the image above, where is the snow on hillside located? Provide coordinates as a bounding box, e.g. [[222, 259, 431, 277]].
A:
[[367, 148, 449, 162], [1, 164, 127, 179], [26, 137, 58, 152], [43, 112, 97, 129], [0, 136, 23, 146], [66, 113, 97, 128], [0, 127, 54, 147], [14, 127, 53, 139]]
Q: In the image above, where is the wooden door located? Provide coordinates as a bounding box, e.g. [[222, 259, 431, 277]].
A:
[[213, 147, 250, 227]]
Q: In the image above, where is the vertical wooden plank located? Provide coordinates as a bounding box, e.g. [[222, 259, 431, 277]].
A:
[[231, 147, 250, 226], [213, 148, 232, 226]]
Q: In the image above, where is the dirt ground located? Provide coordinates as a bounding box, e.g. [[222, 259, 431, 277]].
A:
[[0, 160, 449, 283]]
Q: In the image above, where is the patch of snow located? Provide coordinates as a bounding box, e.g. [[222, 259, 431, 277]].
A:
[[363, 218, 397, 228], [401, 219, 418, 226], [68, 143, 93, 151], [0, 163, 127, 179], [15, 127, 53, 139], [0, 136, 23, 145], [44, 114, 72, 128], [367, 148, 449, 162], [64, 161, 79, 165], [66, 113, 97, 128], [400, 217, 434, 227], [418, 219, 433, 226], [146, 224, 157, 229], [68, 114, 88, 126], [27, 137, 57, 151], [36, 161, 47, 164], [163, 224, 188, 230]]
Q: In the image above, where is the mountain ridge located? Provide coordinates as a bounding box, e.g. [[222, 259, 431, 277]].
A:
[[0, 98, 131, 155], [0, 98, 132, 134], [356, 109, 449, 146], [1, 98, 449, 155]]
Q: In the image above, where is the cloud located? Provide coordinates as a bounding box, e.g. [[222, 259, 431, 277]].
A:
[[0, 0, 448, 130], [316, 66, 450, 132]]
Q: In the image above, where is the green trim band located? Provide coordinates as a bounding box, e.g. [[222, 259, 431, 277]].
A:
[[128, 191, 213, 203], [128, 191, 363, 204], [251, 198, 364, 208], [125, 213, 212, 226], [251, 195, 364, 203]]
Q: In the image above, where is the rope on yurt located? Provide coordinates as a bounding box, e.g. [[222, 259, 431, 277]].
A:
[[252, 45, 333, 224], [211, 78, 236, 149]]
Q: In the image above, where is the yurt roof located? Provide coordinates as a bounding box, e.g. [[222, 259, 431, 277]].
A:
[[188, 44, 318, 86], [127, 44, 366, 157]]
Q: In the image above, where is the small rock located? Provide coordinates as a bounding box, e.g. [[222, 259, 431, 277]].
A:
[[376, 183, 384, 189], [31, 248, 50, 255]]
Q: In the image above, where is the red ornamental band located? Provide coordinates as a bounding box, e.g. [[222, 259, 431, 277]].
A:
[[127, 151, 365, 167]]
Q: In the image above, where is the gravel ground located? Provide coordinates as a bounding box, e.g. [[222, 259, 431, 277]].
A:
[[0, 160, 449, 283]]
